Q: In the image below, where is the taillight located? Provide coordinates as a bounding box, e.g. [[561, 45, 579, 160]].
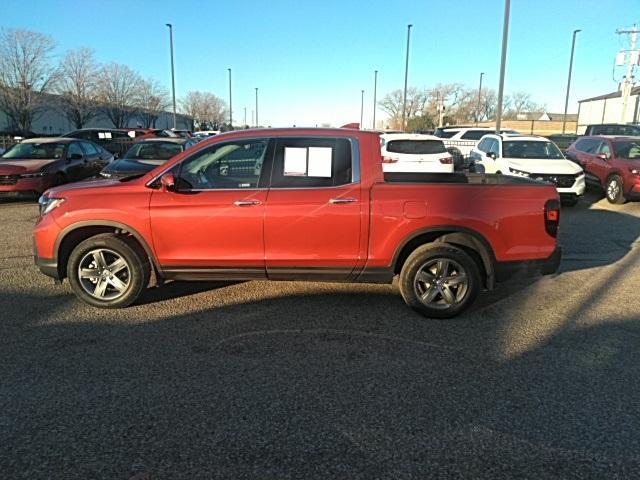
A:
[[439, 156, 453, 164], [382, 156, 398, 163], [544, 199, 560, 237]]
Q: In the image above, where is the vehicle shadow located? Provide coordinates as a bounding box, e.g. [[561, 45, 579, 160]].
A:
[[136, 280, 242, 305]]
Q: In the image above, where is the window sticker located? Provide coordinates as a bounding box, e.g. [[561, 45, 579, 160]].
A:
[[284, 147, 307, 176], [307, 147, 332, 177]]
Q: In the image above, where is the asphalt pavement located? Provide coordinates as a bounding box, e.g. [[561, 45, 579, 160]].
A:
[[0, 191, 639, 479]]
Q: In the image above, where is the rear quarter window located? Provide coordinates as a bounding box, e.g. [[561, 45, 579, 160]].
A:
[[386, 140, 446, 155]]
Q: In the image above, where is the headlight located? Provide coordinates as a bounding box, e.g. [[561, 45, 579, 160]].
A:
[[509, 167, 531, 177], [38, 195, 65, 216], [20, 172, 47, 178]]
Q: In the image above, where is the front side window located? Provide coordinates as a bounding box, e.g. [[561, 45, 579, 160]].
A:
[[502, 141, 563, 159], [434, 129, 457, 139], [574, 138, 598, 154], [461, 130, 489, 140], [81, 141, 99, 155], [476, 138, 489, 152], [271, 137, 352, 188], [385, 139, 446, 155], [68, 142, 84, 158], [488, 139, 500, 156], [177, 139, 268, 190]]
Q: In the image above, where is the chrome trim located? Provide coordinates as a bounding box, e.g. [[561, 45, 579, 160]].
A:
[[234, 200, 262, 206], [329, 197, 357, 204]]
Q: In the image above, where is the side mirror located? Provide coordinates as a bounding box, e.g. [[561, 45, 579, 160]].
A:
[[160, 172, 176, 191], [596, 153, 610, 161], [487, 152, 497, 160]]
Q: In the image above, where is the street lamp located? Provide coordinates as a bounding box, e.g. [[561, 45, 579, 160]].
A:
[[402, 24, 413, 131], [475, 72, 484, 126], [562, 29, 581, 134], [255, 87, 259, 127], [372, 70, 378, 130], [495, 0, 510, 134], [360, 90, 365, 129], [244, 107, 247, 127], [165, 23, 177, 129], [228, 68, 232, 128]]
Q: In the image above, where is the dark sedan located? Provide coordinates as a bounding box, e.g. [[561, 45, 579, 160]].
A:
[[99, 138, 197, 179], [0, 138, 113, 197]]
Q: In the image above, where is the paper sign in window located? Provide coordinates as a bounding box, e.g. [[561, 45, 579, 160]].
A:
[[307, 147, 332, 177], [284, 147, 307, 176]]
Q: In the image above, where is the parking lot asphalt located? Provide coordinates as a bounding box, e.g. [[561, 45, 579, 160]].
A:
[[1, 191, 639, 479]]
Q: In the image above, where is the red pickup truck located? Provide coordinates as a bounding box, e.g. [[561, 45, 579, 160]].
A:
[[34, 128, 561, 318]]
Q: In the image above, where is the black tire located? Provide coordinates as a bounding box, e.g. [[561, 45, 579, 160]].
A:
[[67, 233, 149, 308], [399, 243, 481, 319], [605, 175, 626, 204]]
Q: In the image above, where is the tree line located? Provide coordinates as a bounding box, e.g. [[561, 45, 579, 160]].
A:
[[378, 84, 544, 131], [0, 28, 228, 134]]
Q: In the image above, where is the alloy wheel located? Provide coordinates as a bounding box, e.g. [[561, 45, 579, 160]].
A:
[[77, 248, 131, 300], [413, 258, 468, 310]]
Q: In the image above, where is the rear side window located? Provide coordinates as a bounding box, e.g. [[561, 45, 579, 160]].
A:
[[385, 139, 446, 155], [574, 138, 599, 154], [271, 137, 352, 188], [434, 129, 456, 138], [460, 130, 489, 140]]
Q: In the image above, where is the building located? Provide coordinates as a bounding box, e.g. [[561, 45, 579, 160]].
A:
[[577, 86, 640, 133]]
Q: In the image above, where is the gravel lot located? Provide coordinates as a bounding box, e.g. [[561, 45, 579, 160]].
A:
[[1, 191, 639, 479]]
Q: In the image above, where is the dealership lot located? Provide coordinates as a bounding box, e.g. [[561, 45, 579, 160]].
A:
[[1, 193, 640, 478]]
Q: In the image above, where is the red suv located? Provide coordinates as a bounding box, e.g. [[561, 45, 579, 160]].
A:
[[566, 136, 640, 204]]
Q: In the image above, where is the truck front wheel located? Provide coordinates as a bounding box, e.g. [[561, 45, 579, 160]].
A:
[[399, 243, 481, 319]]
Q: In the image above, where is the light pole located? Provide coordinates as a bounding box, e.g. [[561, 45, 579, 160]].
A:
[[244, 107, 247, 127], [475, 72, 484, 126], [562, 29, 581, 133], [255, 87, 259, 127], [360, 89, 365, 129], [402, 24, 413, 131], [372, 70, 378, 130], [227, 68, 232, 128], [165, 23, 177, 129], [495, 0, 510, 134]]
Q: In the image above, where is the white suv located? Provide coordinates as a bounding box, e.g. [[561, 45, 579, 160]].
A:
[[470, 134, 586, 205], [433, 127, 519, 169], [380, 133, 454, 173]]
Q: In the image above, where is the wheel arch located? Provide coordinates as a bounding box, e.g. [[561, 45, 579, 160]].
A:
[[54, 221, 160, 280], [392, 227, 496, 289]]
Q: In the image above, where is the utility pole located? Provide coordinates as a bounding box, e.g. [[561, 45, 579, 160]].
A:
[[562, 29, 581, 133], [165, 23, 177, 129], [372, 70, 378, 130], [227, 68, 232, 128], [616, 25, 639, 124], [495, 0, 511, 134], [360, 89, 364, 129], [402, 24, 413, 131], [255, 87, 259, 127], [476, 72, 484, 126]]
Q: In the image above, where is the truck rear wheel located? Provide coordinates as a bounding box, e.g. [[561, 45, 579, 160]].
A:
[[67, 234, 149, 308], [399, 243, 481, 319]]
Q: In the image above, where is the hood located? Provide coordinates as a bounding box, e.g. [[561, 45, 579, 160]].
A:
[[0, 158, 57, 175], [102, 158, 165, 175], [506, 158, 583, 175], [45, 178, 122, 197]]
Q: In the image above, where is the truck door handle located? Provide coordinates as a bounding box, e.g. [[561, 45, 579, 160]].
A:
[[234, 200, 262, 206], [329, 197, 357, 204]]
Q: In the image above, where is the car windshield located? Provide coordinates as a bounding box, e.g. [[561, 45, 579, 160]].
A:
[[1, 142, 66, 160], [124, 142, 183, 160], [614, 141, 640, 159], [502, 141, 564, 159], [386, 139, 446, 155]]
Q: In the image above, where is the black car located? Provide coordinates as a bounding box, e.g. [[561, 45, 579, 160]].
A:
[[99, 138, 197, 179], [62, 128, 134, 157]]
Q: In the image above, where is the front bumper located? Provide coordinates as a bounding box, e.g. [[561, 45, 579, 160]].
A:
[[495, 246, 562, 283], [0, 175, 52, 195], [35, 255, 60, 280]]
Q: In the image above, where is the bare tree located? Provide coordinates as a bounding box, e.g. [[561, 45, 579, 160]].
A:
[[504, 91, 542, 119], [95, 63, 142, 128], [137, 79, 170, 128], [0, 28, 58, 134], [181, 91, 227, 130], [55, 47, 99, 129], [378, 88, 428, 129]]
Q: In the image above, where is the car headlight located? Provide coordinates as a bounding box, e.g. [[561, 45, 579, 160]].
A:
[[38, 195, 65, 216], [509, 167, 530, 177], [19, 172, 47, 178]]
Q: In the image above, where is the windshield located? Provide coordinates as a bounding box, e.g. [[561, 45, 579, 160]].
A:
[[124, 142, 183, 160], [2, 142, 66, 160], [503, 141, 564, 159], [614, 141, 640, 159], [386, 139, 446, 155]]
